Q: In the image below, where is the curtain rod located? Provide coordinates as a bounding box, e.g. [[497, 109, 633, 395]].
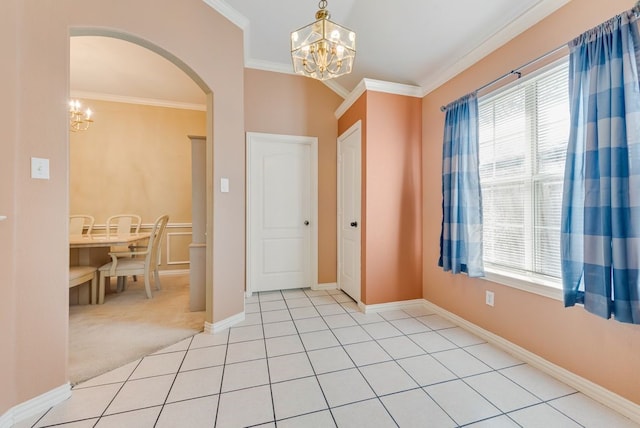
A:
[[441, 1, 640, 112], [439, 43, 566, 112]]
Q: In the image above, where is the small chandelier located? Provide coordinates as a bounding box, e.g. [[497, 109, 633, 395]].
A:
[[291, 0, 356, 81], [69, 99, 93, 132]]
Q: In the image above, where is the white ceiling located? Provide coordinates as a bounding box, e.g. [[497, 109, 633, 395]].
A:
[[70, 0, 569, 106]]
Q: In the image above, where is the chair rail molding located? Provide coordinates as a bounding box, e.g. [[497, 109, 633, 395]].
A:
[[91, 222, 192, 230]]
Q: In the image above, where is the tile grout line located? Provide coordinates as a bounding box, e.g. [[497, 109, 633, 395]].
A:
[[259, 289, 280, 426], [308, 291, 402, 427], [233, 294, 588, 427], [212, 327, 231, 427], [151, 334, 195, 427], [356, 309, 461, 427], [278, 288, 339, 427]]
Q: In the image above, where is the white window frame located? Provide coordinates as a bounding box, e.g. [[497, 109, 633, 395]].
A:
[[478, 58, 569, 302]]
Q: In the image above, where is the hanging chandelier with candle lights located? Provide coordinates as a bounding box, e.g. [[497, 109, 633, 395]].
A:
[[69, 99, 93, 132], [291, 0, 356, 81]]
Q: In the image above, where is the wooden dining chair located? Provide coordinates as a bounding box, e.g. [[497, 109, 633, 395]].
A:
[[105, 214, 142, 287], [69, 214, 95, 236], [97, 214, 169, 303]]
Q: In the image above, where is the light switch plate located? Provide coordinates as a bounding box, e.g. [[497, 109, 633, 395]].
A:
[[221, 177, 229, 193], [31, 157, 50, 180]]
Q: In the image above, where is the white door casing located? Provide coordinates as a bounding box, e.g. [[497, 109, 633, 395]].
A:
[[337, 121, 362, 302], [246, 132, 318, 294]]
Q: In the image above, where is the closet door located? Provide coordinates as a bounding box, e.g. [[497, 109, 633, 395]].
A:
[[338, 121, 361, 302]]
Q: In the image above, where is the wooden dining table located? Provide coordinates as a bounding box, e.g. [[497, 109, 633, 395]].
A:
[[70, 232, 151, 249], [70, 232, 151, 263], [69, 233, 151, 303]]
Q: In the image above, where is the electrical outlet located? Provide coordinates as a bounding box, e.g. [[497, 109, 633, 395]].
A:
[[485, 290, 495, 307]]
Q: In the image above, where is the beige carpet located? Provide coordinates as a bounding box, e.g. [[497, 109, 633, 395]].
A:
[[68, 273, 205, 385]]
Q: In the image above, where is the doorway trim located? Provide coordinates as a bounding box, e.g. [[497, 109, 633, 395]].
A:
[[337, 120, 362, 303], [245, 132, 318, 296]]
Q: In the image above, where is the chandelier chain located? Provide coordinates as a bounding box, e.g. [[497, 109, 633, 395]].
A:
[[319, 0, 327, 10]]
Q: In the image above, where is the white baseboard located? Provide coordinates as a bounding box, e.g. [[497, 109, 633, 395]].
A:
[[204, 311, 245, 334], [314, 282, 338, 291], [0, 383, 71, 428], [359, 298, 425, 314], [421, 299, 640, 424]]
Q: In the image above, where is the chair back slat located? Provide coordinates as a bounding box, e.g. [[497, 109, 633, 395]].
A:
[[69, 215, 95, 236], [106, 214, 142, 237]]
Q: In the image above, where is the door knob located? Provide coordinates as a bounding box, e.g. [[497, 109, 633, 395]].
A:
[[304, 220, 310, 226], [350, 221, 358, 227]]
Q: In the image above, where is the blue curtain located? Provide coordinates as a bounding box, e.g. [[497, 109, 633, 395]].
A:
[[561, 11, 640, 323], [439, 93, 484, 277]]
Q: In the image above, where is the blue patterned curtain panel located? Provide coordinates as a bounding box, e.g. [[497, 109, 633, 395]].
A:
[[439, 93, 485, 277], [561, 11, 640, 323]]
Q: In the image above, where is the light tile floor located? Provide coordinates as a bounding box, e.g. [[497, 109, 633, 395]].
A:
[[18, 288, 639, 428]]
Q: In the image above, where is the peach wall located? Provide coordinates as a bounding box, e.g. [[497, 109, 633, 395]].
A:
[[3, 0, 245, 414], [366, 92, 422, 304], [338, 91, 422, 305], [244, 69, 343, 284], [0, 0, 18, 413], [70, 100, 205, 224], [422, 0, 640, 404]]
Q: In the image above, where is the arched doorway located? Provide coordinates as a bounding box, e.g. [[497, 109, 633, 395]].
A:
[[68, 31, 211, 383]]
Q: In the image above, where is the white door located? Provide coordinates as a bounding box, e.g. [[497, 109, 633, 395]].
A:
[[338, 121, 361, 302], [247, 133, 318, 293]]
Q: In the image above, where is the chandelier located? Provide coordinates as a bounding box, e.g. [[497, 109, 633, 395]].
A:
[[69, 99, 93, 132], [291, 0, 356, 81]]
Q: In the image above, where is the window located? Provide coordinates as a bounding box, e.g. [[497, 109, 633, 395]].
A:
[[478, 59, 569, 289]]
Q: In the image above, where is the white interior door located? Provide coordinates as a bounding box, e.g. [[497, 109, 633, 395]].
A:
[[247, 133, 318, 293], [338, 121, 361, 302]]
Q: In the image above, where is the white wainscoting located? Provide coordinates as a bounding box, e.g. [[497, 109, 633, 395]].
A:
[[166, 231, 192, 265]]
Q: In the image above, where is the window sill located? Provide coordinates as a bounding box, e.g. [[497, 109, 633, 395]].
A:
[[480, 267, 564, 302]]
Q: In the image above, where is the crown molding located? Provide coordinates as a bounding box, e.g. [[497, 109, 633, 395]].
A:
[[322, 79, 350, 99], [245, 58, 293, 75], [201, 0, 249, 30], [363, 79, 423, 98], [245, 58, 351, 99], [419, 0, 570, 96], [70, 91, 207, 111], [334, 79, 366, 119], [334, 78, 422, 119]]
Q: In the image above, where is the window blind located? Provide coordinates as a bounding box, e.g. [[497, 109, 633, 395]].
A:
[[478, 60, 569, 286]]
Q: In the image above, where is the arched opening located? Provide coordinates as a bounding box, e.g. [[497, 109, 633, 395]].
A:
[[67, 30, 213, 383]]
